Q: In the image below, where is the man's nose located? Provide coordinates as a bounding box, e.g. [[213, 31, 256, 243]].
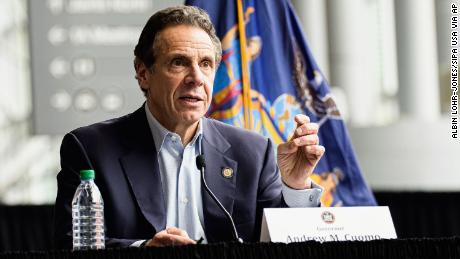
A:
[[184, 64, 205, 87]]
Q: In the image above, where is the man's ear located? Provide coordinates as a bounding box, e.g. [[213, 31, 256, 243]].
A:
[[136, 62, 151, 91]]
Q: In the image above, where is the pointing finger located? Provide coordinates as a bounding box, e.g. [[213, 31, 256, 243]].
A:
[[294, 114, 310, 125]]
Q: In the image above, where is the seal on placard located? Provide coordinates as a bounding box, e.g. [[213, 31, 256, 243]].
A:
[[321, 211, 335, 224]]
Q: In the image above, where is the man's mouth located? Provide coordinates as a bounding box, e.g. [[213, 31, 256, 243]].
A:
[[179, 95, 203, 102]]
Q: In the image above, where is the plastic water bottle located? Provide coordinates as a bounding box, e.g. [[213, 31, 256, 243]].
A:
[[72, 169, 105, 250]]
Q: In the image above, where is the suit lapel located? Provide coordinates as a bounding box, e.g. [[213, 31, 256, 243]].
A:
[[201, 119, 237, 242], [119, 106, 166, 233]]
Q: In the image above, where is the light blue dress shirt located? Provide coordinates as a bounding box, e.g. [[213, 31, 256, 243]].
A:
[[145, 104, 206, 242], [133, 103, 323, 245]]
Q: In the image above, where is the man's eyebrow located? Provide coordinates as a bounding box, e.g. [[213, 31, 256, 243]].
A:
[[165, 51, 214, 63], [167, 53, 191, 61], [200, 55, 216, 64], [202, 54, 214, 60]]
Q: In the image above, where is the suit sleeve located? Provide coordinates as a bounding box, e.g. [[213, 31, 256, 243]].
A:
[[54, 133, 138, 249]]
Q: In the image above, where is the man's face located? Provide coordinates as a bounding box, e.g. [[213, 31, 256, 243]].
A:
[[140, 25, 216, 130]]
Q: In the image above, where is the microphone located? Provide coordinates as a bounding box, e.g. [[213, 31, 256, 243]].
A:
[[196, 155, 243, 243]]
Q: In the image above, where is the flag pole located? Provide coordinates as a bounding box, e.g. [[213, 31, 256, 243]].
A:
[[236, 0, 252, 130]]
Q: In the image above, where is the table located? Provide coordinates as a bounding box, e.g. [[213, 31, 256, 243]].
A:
[[1, 237, 459, 259]]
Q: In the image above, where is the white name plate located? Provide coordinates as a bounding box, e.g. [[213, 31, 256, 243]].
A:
[[260, 206, 396, 243]]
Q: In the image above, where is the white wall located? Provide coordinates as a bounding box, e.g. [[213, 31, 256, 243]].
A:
[[349, 118, 460, 191]]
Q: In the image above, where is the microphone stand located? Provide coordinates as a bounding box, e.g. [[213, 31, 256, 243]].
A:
[[196, 155, 243, 243]]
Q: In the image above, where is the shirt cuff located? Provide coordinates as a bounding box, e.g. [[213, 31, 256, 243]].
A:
[[281, 180, 323, 207], [130, 240, 147, 247]]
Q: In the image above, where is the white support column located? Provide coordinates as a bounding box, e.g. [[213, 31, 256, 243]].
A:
[[291, 0, 330, 80], [327, 0, 381, 126], [395, 0, 440, 121], [377, 0, 399, 97], [376, 0, 400, 124]]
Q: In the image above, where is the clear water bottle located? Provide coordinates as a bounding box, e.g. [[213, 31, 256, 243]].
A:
[[72, 169, 105, 250]]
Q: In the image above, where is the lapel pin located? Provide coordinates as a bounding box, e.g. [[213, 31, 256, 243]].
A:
[[222, 167, 233, 178]]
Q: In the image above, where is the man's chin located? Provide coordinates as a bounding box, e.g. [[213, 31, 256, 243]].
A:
[[179, 112, 204, 125]]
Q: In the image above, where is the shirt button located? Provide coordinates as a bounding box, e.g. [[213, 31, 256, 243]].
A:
[[182, 197, 189, 204], [170, 136, 177, 142]]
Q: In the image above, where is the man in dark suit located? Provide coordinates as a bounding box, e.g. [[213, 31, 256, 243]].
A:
[[55, 6, 325, 248]]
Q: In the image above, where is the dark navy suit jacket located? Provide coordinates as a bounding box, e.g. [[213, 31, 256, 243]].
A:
[[54, 106, 286, 249]]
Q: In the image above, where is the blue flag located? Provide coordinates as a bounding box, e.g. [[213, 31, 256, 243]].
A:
[[186, 0, 376, 206]]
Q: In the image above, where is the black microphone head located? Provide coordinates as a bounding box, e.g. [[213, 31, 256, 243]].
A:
[[196, 155, 206, 170]]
